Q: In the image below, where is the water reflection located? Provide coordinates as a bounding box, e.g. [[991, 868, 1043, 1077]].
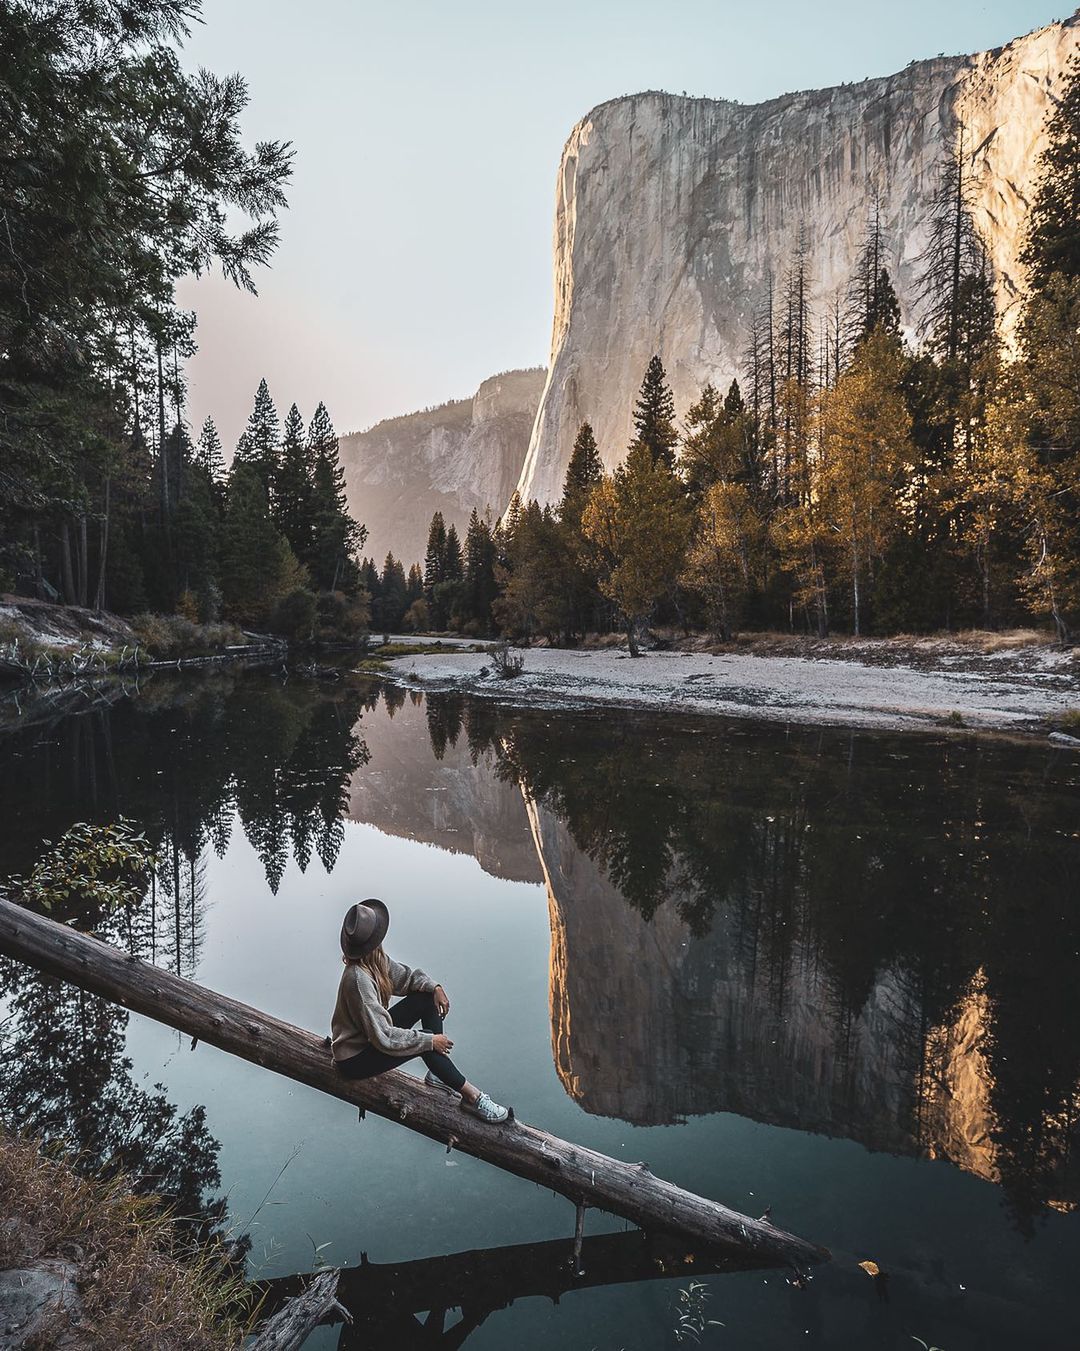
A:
[[0, 670, 373, 1243], [258, 1232, 765, 1348], [416, 697, 1080, 1233], [3, 672, 1079, 1257]]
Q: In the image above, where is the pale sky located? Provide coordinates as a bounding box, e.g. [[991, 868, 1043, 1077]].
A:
[[176, 0, 1064, 452]]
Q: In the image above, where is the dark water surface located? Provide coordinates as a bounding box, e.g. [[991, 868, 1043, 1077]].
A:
[[2, 671, 1080, 1349]]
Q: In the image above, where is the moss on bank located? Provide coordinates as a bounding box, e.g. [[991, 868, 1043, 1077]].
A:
[[0, 1131, 250, 1349]]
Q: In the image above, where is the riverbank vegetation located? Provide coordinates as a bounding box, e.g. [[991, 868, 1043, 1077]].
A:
[[0, 0, 368, 648], [0, 1130, 249, 1350], [405, 54, 1080, 651]]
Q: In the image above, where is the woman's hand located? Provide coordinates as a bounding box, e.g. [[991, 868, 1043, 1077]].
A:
[[432, 1033, 454, 1054], [433, 984, 450, 1017]]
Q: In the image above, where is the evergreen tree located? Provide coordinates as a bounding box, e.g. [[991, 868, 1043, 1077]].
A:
[[423, 512, 448, 596], [406, 562, 424, 605], [234, 379, 280, 499], [220, 462, 295, 627], [274, 403, 314, 558], [560, 423, 604, 524], [174, 425, 221, 620], [195, 418, 225, 484], [846, 204, 902, 348], [462, 510, 497, 633], [423, 512, 449, 627], [630, 355, 679, 470], [378, 552, 408, 630], [1020, 54, 1080, 289], [444, 523, 464, 580], [307, 402, 364, 591], [359, 558, 381, 615]]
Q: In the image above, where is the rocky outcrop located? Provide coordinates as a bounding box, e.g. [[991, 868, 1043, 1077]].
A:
[[518, 15, 1080, 504], [340, 368, 546, 567]]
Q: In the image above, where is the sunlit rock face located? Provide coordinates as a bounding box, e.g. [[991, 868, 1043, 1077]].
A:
[[518, 15, 1080, 504], [340, 367, 546, 567], [348, 696, 542, 885]]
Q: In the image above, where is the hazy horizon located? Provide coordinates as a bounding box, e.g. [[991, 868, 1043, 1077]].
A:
[[177, 0, 1063, 453]]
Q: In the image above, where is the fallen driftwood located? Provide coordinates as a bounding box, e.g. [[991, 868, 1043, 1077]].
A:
[[0, 898, 829, 1267], [256, 1229, 775, 1338], [248, 1268, 349, 1351]]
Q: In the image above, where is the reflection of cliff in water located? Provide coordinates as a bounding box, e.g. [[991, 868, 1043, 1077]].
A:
[[416, 696, 1080, 1229], [349, 689, 542, 885]]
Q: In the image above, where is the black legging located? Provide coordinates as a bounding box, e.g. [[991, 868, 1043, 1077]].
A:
[[335, 990, 466, 1091]]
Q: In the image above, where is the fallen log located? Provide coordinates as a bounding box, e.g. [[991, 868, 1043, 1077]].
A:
[[257, 1229, 775, 1332], [0, 897, 829, 1268], [248, 1269, 349, 1351]]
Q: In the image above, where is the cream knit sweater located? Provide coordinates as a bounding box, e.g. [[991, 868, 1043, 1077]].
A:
[[331, 955, 436, 1061]]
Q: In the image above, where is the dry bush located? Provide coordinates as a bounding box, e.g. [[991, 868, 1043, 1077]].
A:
[[130, 614, 245, 660], [960, 628, 1052, 653], [0, 1131, 249, 1350]]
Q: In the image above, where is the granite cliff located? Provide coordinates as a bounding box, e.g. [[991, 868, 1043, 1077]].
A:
[[340, 367, 545, 567], [518, 14, 1080, 503]]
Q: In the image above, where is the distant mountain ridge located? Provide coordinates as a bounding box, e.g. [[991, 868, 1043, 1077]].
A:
[[340, 367, 545, 566]]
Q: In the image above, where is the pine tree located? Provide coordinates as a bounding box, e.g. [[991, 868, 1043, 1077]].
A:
[[234, 378, 280, 499], [1020, 54, 1080, 289], [307, 402, 365, 591], [406, 562, 424, 604], [462, 509, 497, 632], [275, 403, 314, 558], [195, 417, 225, 483], [443, 523, 464, 581], [220, 461, 294, 626], [560, 423, 603, 523], [630, 356, 679, 470], [175, 428, 221, 620], [423, 512, 448, 596], [378, 552, 408, 630], [845, 203, 902, 348]]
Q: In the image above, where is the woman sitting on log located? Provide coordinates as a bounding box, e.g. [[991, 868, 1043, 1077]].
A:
[[330, 899, 510, 1123]]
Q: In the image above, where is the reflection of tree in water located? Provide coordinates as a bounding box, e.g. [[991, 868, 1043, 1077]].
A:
[[425, 693, 1080, 1231], [0, 671, 373, 1244]]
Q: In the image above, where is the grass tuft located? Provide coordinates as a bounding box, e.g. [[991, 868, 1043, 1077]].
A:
[[0, 1130, 251, 1349]]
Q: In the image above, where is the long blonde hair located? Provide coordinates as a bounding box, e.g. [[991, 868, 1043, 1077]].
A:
[[354, 944, 392, 1006]]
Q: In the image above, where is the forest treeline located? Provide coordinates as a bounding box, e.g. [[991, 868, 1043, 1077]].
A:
[[390, 55, 1080, 649], [0, 0, 368, 641]]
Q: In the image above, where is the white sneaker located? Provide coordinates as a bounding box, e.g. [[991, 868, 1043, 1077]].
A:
[[461, 1090, 509, 1123], [424, 1070, 460, 1097]]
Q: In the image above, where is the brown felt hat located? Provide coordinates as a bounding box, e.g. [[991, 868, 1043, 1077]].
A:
[[340, 899, 390, 958]]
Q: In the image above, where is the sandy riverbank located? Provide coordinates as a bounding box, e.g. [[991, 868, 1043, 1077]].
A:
[[383, 640, 1080, 735]]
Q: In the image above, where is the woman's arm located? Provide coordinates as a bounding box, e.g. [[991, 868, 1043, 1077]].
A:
[[350, 969, 433, 1056], [387, 956, 437, 997]]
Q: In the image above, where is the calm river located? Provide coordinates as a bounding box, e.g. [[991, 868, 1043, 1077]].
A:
[[2, 670, 1079, 1348]]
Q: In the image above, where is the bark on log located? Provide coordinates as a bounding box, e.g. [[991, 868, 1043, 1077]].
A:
[[256, 1229, 775, 1330], [0, 898, 829, 1267], [248, 1269, 348, 1351]]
